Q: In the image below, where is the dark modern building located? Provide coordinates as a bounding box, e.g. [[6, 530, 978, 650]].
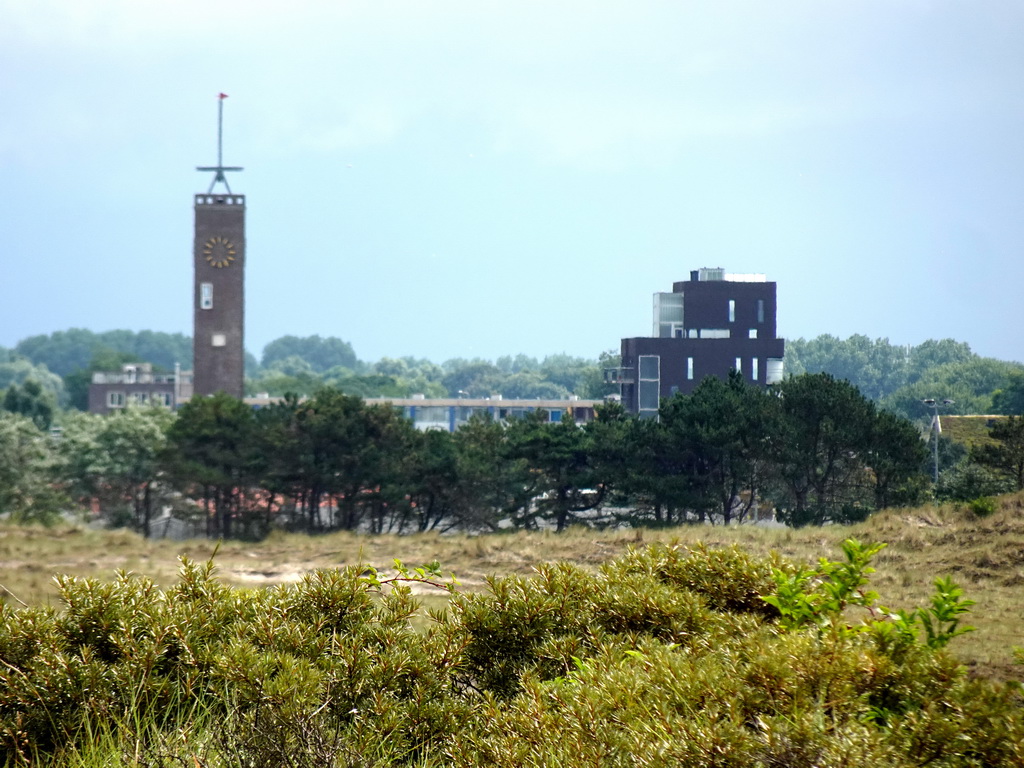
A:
[[611, 268, 785, 417]]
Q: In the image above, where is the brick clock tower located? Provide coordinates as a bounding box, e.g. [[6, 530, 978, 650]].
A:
[[193, 93, 245, 398]]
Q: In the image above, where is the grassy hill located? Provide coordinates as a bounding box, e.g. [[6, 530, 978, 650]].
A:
[[942, 414, 1004, 449]]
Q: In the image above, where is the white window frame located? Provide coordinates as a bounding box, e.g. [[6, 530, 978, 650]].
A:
[[728, 299, 735, 323], [107, 391, 125, 408], [200, 282, 213, 310]]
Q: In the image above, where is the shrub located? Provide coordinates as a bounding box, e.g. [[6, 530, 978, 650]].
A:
[[1, 541, 1022, 766], [968, 495, 999, 518]]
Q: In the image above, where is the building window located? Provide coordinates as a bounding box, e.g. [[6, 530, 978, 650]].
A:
[[728, 299, 735, 323], [131, 392, 149, 404], [638, 382, 660, 409], [748, 329, 758, 339], [153, 392, 173, 407], [639, 356, 660, 380], [735, 357, 742, 373], [752, 358, 759, 381], [638, 354, 660, 415], [212, 333, 226, 347], [107, 391, 125, 408], [200, 282, 213, 309], [757, 299, 765, 323], [687, 357, 694, 380]]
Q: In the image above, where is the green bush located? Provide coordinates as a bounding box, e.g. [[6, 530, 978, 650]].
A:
[[968, 495, 999, 518], [1, 542, 1022, 767]]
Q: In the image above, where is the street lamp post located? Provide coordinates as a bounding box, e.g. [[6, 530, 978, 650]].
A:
[[922, 398, 954, 485]]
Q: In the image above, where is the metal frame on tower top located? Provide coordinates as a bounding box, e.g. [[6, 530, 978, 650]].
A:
[[196, 93, 243, 194]]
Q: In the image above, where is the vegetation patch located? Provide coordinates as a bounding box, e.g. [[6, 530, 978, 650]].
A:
[[1, 538, 1022, 766]]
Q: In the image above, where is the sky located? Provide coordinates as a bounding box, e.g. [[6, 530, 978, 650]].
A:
[[2, 0, 1023, 366]]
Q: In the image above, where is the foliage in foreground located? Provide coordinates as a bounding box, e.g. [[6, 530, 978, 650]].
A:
[[1, 542, 1022, 767]]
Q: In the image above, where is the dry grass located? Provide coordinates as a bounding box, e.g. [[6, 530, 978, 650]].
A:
[[2, 491, 1023, 680]]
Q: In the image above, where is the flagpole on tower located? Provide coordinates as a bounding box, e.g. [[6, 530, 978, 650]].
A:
[[197, 93, 243, 194], [217, 93, 224, 169]]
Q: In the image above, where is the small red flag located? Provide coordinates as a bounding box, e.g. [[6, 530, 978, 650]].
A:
[[219, 92, 228, 99]]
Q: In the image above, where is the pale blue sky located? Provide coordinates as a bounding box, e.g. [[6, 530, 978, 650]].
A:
[[2, 1, 1022, 364]]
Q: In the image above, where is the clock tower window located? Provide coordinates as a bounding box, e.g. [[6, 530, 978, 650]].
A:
[[200, 283, 213, 309]]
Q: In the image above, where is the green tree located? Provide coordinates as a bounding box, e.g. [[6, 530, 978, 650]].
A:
[[327, 373, 409, 399], [769, 373, 878, 526], [972, 416, 1024, 491], [504, 411, 608, 532], [0, 413, 66, 524], [497, 372, 570, 400], [538, 353, 593, 394], [399, 428, 461, 532], [254, 388, 418, 533], [882, 358, 1024, 419], [57, 407, 175, 536], [495, 353, 539, 374], [165, 393, 258, 539], [260, 334, 358, 373], [866, 409, 929, 509], [373, 357, 410, 378], [449, 413, 534, 531], [785, 334, 910, 401], [247, 355, 322, 397], [16, 329, 192, 377], [2, 379, 56, 431], [610, 414, 697, 526], [907, 338, 976, 382], [0, 357, 65, 407], [441, 360, 503, 398], [936, 458, 1013, 501], [15, 329, 110, 377], [575, 349, 621, 399], [246, 370, 321, 398], [991, 372, 1024, 415], [262, 355, 316, 378], [658, 372, 780, 525]]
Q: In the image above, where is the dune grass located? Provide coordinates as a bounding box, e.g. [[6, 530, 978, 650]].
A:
[[2, 491, 1023, 681]]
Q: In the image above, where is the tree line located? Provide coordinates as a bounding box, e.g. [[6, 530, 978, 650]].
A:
[[786, 334, 1024, 417], [14, 371, 1024, 538], [7, 329, 1024, 415], [1, 330, 620, 409]]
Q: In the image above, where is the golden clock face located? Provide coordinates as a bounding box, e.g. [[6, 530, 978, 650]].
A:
[[203, 236, 237, 268]]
